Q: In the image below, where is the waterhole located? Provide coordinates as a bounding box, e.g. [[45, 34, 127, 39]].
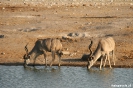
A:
[[0, 66, 133, 88]]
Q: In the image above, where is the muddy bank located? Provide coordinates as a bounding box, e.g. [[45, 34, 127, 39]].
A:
[[0, 3, 133, 68], [1, 61, 133, 68]]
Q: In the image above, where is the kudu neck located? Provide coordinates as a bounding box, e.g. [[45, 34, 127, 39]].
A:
[[28, 49, 39, 60], [92, 43, 102, 62]]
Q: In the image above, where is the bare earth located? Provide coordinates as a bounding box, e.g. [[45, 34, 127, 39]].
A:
[[0, 3, 133, 68]]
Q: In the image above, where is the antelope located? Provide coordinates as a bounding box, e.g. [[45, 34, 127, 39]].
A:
[[23, 38, 63, 68], [87, 37, 115, 70]]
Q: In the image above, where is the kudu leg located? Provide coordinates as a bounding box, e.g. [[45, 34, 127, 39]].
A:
[[50, 51, 55, 67], [43, 51, 47, 67], [103, 55, 107, 67], [112, 50, 115, 65], [57, 54, 61, 67], [100, 56, 103, 70], [33, 59, 36, 67], [107, 53, 112, 69]]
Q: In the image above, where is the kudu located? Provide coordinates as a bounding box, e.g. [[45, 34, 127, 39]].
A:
[[23, 38, 63, 68], [87, 37, 115, 70]]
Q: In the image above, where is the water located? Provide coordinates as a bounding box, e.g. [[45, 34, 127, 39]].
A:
[[0, 66, 133, 88]]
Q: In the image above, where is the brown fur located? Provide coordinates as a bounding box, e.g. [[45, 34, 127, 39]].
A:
[[23, 38, 63, 67], [88, 37, 116, 70]]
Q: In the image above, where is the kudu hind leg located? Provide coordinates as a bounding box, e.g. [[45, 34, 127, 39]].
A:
[[50, 51, 56, 67], [107, 53, 112, 69], [112, 50, 115, 65], [43, 51, 47, 67]]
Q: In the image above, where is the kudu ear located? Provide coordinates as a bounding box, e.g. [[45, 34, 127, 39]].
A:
[[58, 50, 63, 56], [88, 55, 94, 61], [89, 57, 94, 62], [28, 55, 30, 59], [91, 56, 94, 60]]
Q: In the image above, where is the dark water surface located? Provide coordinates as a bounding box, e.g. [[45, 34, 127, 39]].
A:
[[0, 66, 133, 88]]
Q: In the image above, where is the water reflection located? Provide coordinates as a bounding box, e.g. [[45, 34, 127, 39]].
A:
[[0, 66, 133, 88], [24, 66, 61, 73]]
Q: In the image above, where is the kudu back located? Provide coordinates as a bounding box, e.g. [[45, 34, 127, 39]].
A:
[[23, 38, 63, 67], [88, 37, 115, 70]]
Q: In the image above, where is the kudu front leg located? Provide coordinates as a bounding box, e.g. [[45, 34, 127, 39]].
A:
[[57, 53, 62, 67], [103, 55, 107, 67], [100, 58, 103, 70], [100, 55, 104, 70], [33, 59, 36, 67], [50, 51, 55, 67]]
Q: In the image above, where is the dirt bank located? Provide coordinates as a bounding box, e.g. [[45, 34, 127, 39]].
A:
[[0, 3, 133, 68]]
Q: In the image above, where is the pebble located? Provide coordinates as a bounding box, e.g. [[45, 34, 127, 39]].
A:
[[2, 7, 5, 10], [67, 32, 89, 38], [0, 35, 4, 38], [1, 52, 5, 55], [70, 53, 76, 57], [62, 51, 70, 55]]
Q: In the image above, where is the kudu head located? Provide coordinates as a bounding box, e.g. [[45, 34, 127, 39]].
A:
[[23, 43, 31, 67], [87, 40, 94, 69]]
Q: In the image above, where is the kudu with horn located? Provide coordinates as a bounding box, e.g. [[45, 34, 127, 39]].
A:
[[87, 37, 116, 70], [23, 38, 63, 68]]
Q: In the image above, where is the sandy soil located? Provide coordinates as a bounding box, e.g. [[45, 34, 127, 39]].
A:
[[0, 3, 133, 68]]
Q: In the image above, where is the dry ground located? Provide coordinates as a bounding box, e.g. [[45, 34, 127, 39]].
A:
[[0, 3, 133, 68]]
